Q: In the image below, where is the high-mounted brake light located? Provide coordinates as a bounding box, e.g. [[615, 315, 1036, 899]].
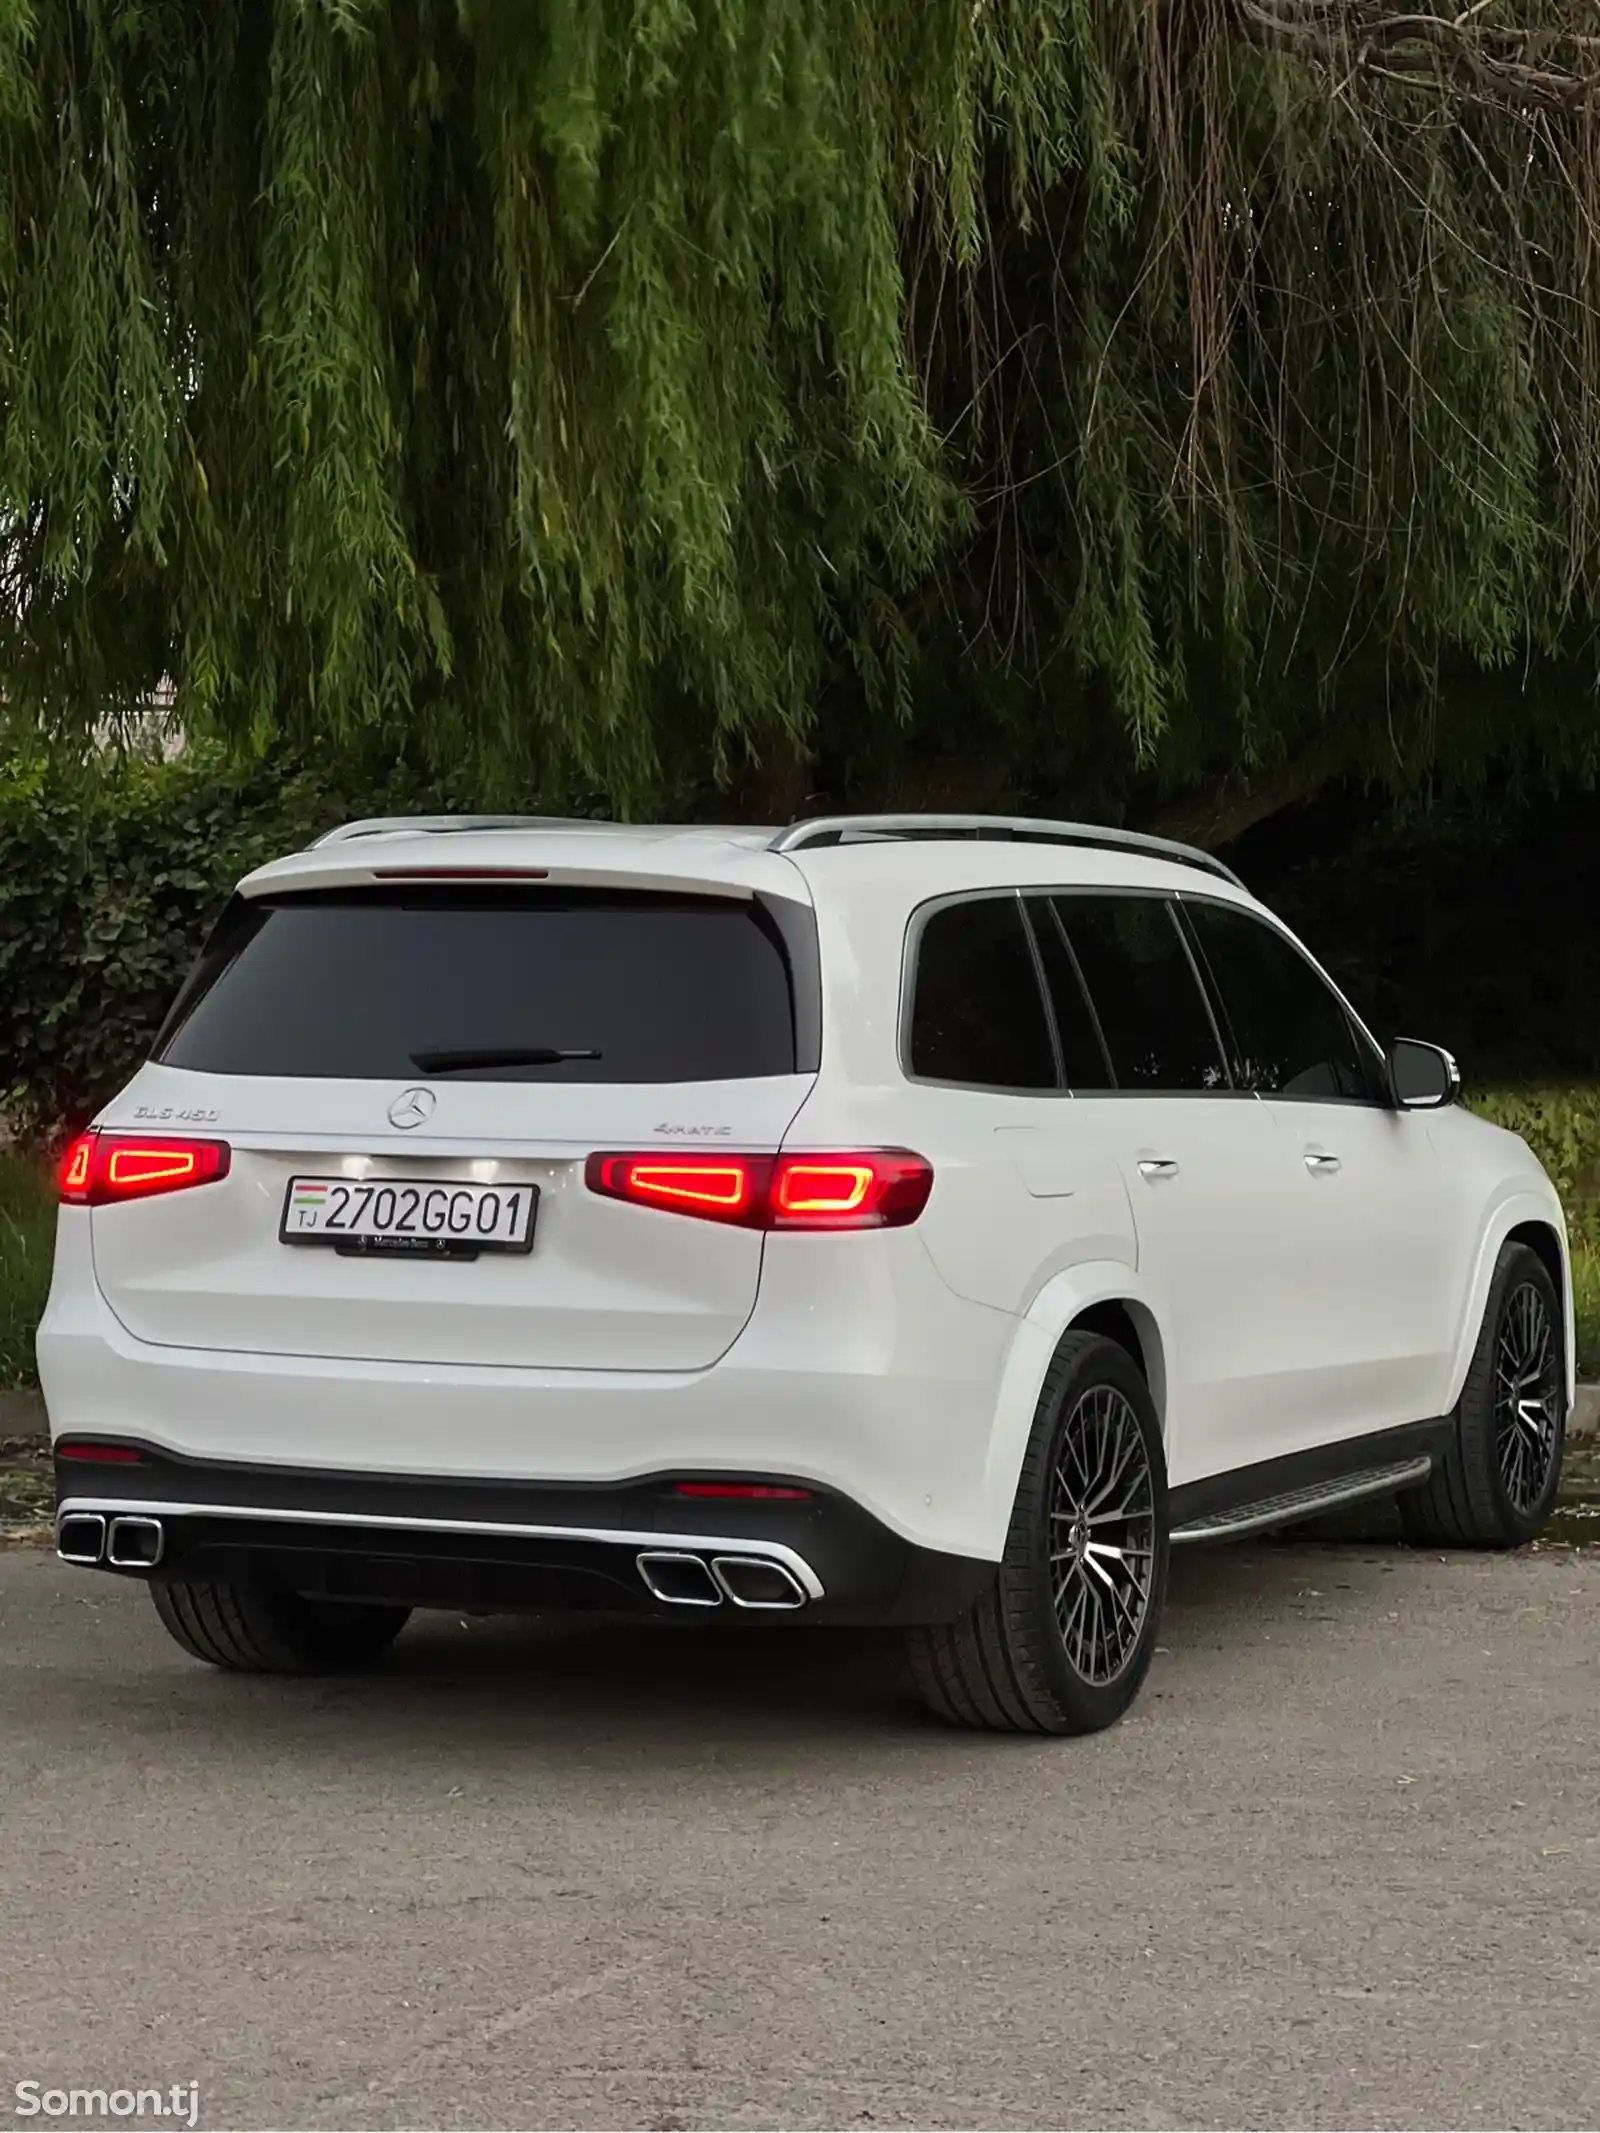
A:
[[57, 1131, 232, 1208], [371, 866, 551, 881], [585, 1149, 932, 1230]]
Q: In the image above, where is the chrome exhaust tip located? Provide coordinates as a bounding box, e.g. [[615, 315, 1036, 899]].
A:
[[636, 1551, 723, 1607], [106, 1515, 165, 1570], [57, 1512, 107, 1567], [710, 1555, 808, 1610]]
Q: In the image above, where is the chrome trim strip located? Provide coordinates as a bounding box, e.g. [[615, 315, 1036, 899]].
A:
[[1169, 1457, 1432, 1545], [55, 1498, 826, 1600]]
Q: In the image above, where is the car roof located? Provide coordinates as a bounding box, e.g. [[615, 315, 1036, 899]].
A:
[[238, 814, 1253, 909]]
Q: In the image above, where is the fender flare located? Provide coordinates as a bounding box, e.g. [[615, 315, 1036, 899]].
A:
[[971, 1261, 1170, 1561], [1444, 1189, 1575, 1413]]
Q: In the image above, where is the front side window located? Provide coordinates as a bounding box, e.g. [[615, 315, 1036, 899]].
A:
[[908, 896, 1056, 1090], [1051, 895, 1229, 1092], [1182, 899, 1379, 1101]]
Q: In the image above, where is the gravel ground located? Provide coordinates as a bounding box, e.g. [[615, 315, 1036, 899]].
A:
[[1, 1538, 1597, 2130]]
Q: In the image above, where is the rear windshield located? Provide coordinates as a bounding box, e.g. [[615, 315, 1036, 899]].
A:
[[158, 889, 801, 1082]]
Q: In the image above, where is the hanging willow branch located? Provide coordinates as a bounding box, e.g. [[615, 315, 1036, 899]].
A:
[[3, 0, 1600, 807]]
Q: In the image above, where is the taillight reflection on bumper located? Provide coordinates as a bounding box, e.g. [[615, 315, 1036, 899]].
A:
[[585, 1149, 933, 1229]]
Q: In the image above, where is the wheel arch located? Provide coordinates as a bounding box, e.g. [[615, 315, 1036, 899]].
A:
[[973, 1263, 1171, 1560], [1063, 1297, 1168, 1429], [1447, 1197, 1575, 1414]]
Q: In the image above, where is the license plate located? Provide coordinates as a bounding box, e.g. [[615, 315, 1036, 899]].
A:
[[279, 1176, 537, 1258]]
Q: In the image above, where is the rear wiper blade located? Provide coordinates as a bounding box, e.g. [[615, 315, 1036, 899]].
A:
[[410, 1046, 602, 1073]]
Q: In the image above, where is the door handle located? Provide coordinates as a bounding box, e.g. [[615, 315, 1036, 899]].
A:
[[1137, 1158, 1180, 1181], [1304, 1151, 1342, 1174]]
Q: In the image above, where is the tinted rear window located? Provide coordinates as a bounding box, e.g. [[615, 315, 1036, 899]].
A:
[[159, 890, 800, 1082], [1052, 894, 1228, 1092]]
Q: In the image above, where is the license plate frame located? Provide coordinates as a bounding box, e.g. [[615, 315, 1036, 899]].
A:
[[278, 1175, 538, 1259]]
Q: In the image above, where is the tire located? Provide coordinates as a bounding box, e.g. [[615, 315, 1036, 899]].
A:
[[907, 1330, 1170, 1736], [150, 1579, 411, 1674], [1399, 1241, 1567, 1549]]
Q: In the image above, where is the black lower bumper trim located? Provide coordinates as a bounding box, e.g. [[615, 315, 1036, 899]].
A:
[[54, 1447, 994, 1626]]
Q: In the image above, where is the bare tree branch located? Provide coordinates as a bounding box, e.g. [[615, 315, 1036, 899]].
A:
[[1230, 0, 1600, 110]]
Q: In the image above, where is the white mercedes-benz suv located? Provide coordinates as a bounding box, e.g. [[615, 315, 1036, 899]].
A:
[[40, 813, 1572, 1733]]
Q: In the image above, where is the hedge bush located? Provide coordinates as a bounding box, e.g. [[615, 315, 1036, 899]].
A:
[[0, 746, 492, 1138], [1467, 1086, 1600, 1221], [0, 752, 310, 1134]]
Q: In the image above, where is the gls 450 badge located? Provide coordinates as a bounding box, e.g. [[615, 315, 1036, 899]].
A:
[[134, 1104, 221, 1125]]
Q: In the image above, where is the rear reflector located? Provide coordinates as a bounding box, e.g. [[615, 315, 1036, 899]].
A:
[[55, 1442, 144, 1464], [673, 1482, 813, 1500], [585, 1149, 932, 1229], [58, 1131, 231, 1207]]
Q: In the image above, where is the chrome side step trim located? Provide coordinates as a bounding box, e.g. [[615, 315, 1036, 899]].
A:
[[55, 1498, 826, 1601], [1170, 1456, 1433, 1545]]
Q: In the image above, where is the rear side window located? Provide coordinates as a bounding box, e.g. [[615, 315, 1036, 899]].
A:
[[159, 889, 801, 1082], [908, 896, 1056, 1090], [1182, 900, 1379, 1101], [1021, 898, 1114, 1088], [1052, 895, 1228, 1092]]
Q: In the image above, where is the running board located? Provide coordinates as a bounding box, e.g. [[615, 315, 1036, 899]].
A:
[[1169, 1456, 1433, 1545]]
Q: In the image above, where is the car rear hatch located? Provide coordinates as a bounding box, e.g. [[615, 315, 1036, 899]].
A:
[[88, 851, 818, 1371]]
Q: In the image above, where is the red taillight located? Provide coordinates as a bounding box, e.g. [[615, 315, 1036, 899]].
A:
[[57, 1131, 231, 1207], [55, 1441, 144, 1464], [585, 1152, 769, 1223], [585, 1149, 932, 1229]]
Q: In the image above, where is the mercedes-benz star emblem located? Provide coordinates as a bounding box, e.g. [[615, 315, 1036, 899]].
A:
[[387, 1087, 436, 1131]]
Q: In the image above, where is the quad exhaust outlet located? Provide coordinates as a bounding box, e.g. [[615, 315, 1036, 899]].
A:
[[106, 1515, 165, 1569], [56, 1512, 108, 1566], [58, 1512, 165, 1569], [636, 1549, 808, 1610]]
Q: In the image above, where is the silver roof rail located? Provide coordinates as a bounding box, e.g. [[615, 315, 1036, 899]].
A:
[[309, 814, 594, 848], [768, 812, 1244, 888]]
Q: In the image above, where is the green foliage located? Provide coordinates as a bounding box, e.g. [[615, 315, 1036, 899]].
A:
[[1468, 1088, 1600, 1238], [0, 742, 469, 1135], [5, 4, 1600, 810], [1468, 1084, 1600, 1378], [0, 1149, 51, 1391]]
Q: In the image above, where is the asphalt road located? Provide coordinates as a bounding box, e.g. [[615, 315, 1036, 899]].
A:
[[1, 1540, 1597, 2132]]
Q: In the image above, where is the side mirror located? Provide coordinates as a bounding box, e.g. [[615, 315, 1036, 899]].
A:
[[1387, 1037, 1460, 1110]]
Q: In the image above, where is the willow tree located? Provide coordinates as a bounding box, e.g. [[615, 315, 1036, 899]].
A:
[[3, 1, 1600, 824]]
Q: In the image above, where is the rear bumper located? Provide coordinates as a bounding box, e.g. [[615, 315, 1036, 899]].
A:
[[52, 1447, 994, 1626], [38, 1216, 1021, 1559]]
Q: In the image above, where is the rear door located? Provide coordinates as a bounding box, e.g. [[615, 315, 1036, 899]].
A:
[[895, 892, 1136, 1312], [1180, 895, 1457, 1441], [1030, 892, 1296, 1486], [91, 885, 816, 1370]]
